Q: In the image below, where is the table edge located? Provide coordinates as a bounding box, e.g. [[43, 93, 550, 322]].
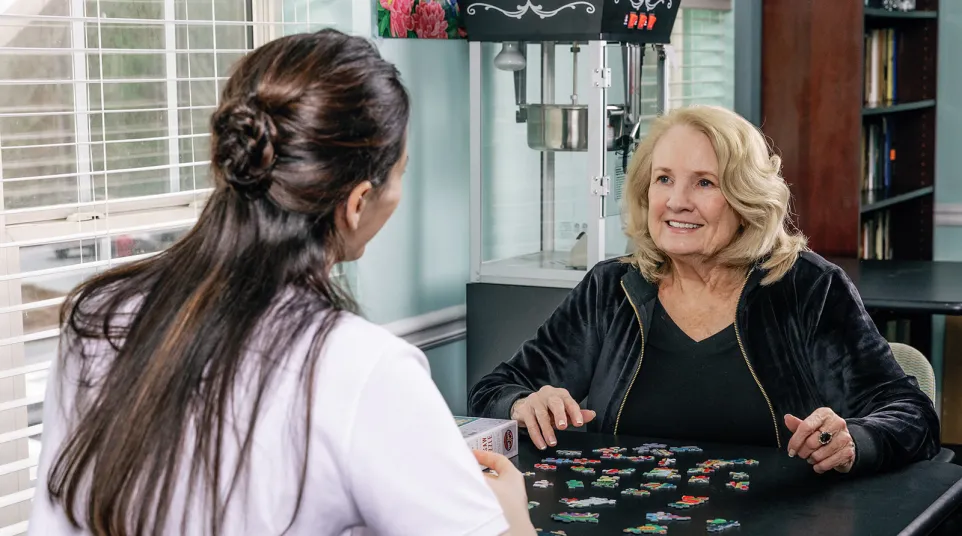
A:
[[862, 300, 962, 314], [898, 474, 962, 536]]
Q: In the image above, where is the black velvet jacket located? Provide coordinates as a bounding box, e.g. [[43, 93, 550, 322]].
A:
[[468, 252, 941, 474]]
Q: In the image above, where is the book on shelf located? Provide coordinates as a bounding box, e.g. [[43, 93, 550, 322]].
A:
[[861, 118, 894, 191], [860, 209, 892, 260], [864, 28, 897, 107]]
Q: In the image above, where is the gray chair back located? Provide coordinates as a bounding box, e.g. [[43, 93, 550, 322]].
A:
[[889, 342, 936, 403]]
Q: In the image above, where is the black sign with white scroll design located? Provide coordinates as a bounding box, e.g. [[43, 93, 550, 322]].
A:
[[462, 0, 680, 43]]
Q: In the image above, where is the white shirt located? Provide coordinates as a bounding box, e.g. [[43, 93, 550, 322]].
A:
[[29, 311, 509, 536]]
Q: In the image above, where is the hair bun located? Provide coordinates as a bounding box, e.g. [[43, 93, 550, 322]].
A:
[[212, 99, 278, 195]]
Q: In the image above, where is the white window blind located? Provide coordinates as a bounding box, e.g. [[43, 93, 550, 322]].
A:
[[636, 2, 736, 136], [0, 0, 272, 531]]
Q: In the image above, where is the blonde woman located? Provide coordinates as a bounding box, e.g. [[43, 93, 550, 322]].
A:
[[469, 105, 939, 476]]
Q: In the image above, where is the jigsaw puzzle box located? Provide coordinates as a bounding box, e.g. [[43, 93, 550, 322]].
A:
[[455, 416, 518, 459]]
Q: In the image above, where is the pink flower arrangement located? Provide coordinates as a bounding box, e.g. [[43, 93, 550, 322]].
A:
[[413, 1, 448, 39], [377, 0, 466, 39]]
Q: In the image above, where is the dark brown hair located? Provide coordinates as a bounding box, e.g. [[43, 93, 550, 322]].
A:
[[47, 29, 410, 535]]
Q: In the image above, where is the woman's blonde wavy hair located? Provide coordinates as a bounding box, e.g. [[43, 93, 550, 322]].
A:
[[623, 105, 808, 286]]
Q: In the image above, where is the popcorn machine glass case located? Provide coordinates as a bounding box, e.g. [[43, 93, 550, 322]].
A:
[[466, 0, 681, 288]]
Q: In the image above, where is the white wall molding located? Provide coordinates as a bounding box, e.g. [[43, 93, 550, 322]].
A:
[[383, 305, 466, 351], [936, 203, 962, 227]]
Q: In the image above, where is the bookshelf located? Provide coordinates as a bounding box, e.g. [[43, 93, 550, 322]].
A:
[[760, 0, 939, 357]]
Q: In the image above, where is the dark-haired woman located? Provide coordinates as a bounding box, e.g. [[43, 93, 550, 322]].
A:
[[28, 30, 534, 536]]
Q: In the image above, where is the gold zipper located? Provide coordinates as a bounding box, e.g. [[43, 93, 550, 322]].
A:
[[733, 268, 782, 449], [614, 280, 645, 435]]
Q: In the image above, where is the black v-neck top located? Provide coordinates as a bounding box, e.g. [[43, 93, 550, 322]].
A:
[[616, 299, 779, 447]]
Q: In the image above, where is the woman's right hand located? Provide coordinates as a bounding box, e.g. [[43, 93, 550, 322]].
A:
[[510, 386, 596, 450], [473, 450, 536, 536]]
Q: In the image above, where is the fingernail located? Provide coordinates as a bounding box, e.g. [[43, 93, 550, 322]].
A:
[[575, 419, 583, 426], [558, 420, 566, 428], [548, 439, 556, 446], [807, 458, 815, 465], [788, 449, 796, 457]]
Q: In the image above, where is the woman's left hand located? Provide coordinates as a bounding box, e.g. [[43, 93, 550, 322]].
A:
[[784, 409, 856, 474]]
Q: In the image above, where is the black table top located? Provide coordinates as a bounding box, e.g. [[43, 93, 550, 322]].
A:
[[829, 258, 962, 314], [517, 431, 962, 536]]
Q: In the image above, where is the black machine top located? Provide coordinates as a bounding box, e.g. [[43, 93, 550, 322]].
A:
[[462, 0, 681, 44]]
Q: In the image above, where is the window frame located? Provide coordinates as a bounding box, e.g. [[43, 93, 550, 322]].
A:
[[0, 1, 262, 529]]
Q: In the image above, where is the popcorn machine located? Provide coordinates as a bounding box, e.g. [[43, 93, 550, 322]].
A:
[[465, 0, 681, 289], [463, 0, 682, 391]]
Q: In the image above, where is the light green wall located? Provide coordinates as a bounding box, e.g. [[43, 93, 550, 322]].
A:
[[357, 39, 471, 324], [934, 4, 962, 206], [426, 340, 468, 414], [279, 1, 471, 325], [931, 2, 962, 398]]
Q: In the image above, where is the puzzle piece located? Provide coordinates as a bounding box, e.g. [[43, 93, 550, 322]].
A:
[[591, 476, 620, 488], [550, 512, 600, 524], [621, 488, 652, 497], [533, 480, 552, 488], [650, 449, 674, 458], [603, 468, 636, 476], [627, 455, 656, 463], [559, 496, 617, 508], [669, 445, 703, 454], [572, 458, 602, 465], [646, 511, 692, 522], [623, 525, 667, 534], [726, 481, 749, 492], [643, 468, 681, 480], [565, 479, 584, 489], [528, 501, 539, 509], [542, 457, 575, 465], [687, 467, 713, 475], [729, 471, 749, 481], [657, 458, 676, 467], [571, 466, 596, 474], [556, 449, 582, 457], [697, 459, 734, 470], [642, 482, 677, 491], [667, 495, 709, 509], [592, 446, 627, 455], [688, 475, 710, 485], [706, 519, 740, 532], [534, 463, 557, 471]]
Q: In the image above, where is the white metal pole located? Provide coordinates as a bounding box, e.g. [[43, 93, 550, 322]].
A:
[[586, 40, 608, 269], [469, 42, 483, 282], [541, 43, 555, 255]]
